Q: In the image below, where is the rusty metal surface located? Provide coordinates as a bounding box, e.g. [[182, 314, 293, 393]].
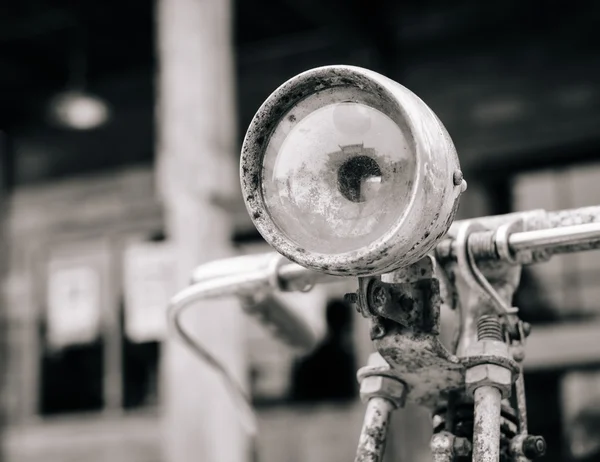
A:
[[465, 363, 514, 401], [473, 386, 503, 462], [369, 324, 464, 408], [441, 225, 520, 461], [354, 397, 395, 462], [240, 64, 463, 276], [464, 337, 517, 401], [359, 277, 441, 332], [358, 353, 407, 408], [445, 222, 521, 357], [430, 431, 472, 462], [352, 257, 464, 408]]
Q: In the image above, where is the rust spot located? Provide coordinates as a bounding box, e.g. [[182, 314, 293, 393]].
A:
[[288, 114, 297, 122], [252, 212, 261, 220]]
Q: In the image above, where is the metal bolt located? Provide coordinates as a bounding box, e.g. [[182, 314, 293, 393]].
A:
[[453, 170, 464, 186], [522, 435, 546, 459], [477, 315, 503, 341], [344, 292, 360, 312], [345, 293, 358, 304], [512, 345, 526, 362], [371, 284, 388, 308]]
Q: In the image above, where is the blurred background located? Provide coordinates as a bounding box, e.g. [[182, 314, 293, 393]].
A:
[[1, 1, 600, 461]]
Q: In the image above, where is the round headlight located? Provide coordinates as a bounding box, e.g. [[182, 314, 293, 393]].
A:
[[241, 65, 464, 276]]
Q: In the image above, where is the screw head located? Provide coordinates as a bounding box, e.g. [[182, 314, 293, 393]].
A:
[[370, 284, 388, 308], [523, 435, 546, 459], [453, 170, 464, 186]]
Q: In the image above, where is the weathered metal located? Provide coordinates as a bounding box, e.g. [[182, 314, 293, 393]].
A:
[[354, 397, 395, 462], [444, 223, 521, 461], [430, 431, 473, 462], [464, 318, 518, 401], [354, 256, 465, 408], [509, 434, 547, 460], [358, 353, 407, 408], [168, 57, 600, 462], [447, 221, 522, 356], [240, 65, 464, 276], [464, 355, 515, 400], [437, 205, 600, 263], [358, 276, 441, 332], [430, 431, 456, 462], [473, 386, 503, 462], [171, 190, 600, 461]]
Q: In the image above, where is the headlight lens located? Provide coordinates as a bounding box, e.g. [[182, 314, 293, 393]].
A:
[[262, 95, 415, 254], [241, 65, 463, 276]]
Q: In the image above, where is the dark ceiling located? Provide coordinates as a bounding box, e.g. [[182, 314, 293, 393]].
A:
[[1, 0, 600, 188]]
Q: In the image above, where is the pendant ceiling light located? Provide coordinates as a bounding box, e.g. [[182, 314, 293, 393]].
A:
[[46, 24, 111, 130]]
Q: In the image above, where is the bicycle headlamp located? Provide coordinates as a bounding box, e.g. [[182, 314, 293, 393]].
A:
[[241, 65, 465, 276]]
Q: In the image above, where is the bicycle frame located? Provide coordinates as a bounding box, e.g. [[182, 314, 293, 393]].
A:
[[168, 205, 600, 462]]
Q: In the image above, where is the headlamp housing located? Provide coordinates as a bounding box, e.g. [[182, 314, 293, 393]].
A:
[[241, 65, 464, 276]]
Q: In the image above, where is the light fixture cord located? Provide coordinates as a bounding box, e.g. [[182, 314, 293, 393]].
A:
[[67, 23, 87, 92]]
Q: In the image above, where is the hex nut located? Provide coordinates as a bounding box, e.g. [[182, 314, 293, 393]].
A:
[[360, 375, 406, 408], [466, 339, 509, 358], [465, 363, 512, 399], [465, 339, 513, 398]]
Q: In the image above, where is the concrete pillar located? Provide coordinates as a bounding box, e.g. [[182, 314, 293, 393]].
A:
[[156, 0, 248, 461]]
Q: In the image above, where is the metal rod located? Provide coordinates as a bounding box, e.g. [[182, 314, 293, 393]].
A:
[[355, 397, 395, 462], [509, 222, 600, 253], [439, 219, 600, 261], [448, 205, 600, 235], [473, 386, 502, 462]]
